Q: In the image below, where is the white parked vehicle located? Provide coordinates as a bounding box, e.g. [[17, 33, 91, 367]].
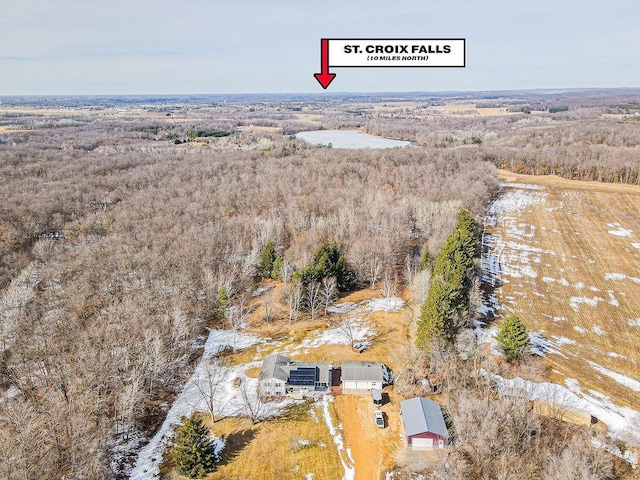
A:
[[374, 410, 385, 428]]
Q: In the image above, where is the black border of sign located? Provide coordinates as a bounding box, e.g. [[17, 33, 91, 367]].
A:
[[324, 38, 466, 68]]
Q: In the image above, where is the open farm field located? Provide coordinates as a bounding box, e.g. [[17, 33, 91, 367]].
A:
[[482, 171, 640, 431]]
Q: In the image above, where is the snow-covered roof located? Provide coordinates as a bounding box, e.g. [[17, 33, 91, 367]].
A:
[[341, 361, 384, 382], [400, 397, 449, 439]]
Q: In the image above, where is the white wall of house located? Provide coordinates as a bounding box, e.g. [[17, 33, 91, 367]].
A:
[[259, 378, 286, 396], [343, 380, 382, 392]]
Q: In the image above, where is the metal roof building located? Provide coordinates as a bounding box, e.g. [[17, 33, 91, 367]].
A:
[[400, 397, 449, 449], [341, 361, 384, 394]]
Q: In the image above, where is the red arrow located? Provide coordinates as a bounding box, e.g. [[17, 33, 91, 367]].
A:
[[314, 39, 336, 89]]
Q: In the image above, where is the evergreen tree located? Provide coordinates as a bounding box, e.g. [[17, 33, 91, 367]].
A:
[[417, 209, 479, 348], [417, 279, 456, 347], [297, 243, 353, 291], [497, 314, 530, 361], [271, 255, 284, 280], [215, 286, 229, 319], [260, 240, 277, 278], [172, 414, 219, 478]]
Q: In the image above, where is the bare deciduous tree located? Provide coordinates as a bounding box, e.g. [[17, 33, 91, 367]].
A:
[[380, 270, 397, 299], [321, 276, 337, 315], [287, 282, 303, 324], [239, 381, 268, 425], [304, 281, 322, 321], [263, 290, 274, 323], [411, 268, 431, 306], [191, 357, 230, 422]]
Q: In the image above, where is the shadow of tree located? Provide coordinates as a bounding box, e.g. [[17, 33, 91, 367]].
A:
[[217, 427, 259, 466]]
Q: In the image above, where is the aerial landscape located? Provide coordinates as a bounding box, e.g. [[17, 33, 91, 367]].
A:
[[2, 1, 640, 479]]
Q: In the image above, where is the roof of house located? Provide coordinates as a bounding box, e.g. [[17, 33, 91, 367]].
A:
[[259, 354, 290, 382], [282, 362, 331, 385], [341, 361, 384, 382], [400, 397, 449, 439], [260, 354, 331, 385]]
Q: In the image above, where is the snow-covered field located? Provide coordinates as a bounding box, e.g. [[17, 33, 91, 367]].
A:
[[478, 179, 640, 458], [295, 130, 413, 149]]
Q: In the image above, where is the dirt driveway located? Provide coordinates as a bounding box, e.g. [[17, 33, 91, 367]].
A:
[[333, 392, 403, 479]]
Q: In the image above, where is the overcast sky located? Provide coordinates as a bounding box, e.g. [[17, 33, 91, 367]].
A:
[[1, 0, 638, 95]]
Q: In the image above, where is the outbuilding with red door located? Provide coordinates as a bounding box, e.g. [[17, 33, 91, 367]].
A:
[[400, 397, 449, 449]]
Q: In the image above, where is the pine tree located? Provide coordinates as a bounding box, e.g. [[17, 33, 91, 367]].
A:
[[260, 240, 277, 278], [417, 209, 479, 348], [497, 314, 530, 361], [417, 279, 456, 347], [271, 255, 284, 280], [173, 414, 219, 478], [297, 243, 353, 291], [215, 286, 229, 319]]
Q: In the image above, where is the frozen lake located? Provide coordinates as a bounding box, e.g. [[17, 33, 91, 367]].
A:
[[295, 130, 413, 149]]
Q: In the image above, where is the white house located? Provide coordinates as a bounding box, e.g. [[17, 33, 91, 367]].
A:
[[259, 354, 331, 397]]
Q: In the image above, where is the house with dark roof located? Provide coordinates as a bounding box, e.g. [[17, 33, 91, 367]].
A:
[[340, 361, 384, 394], [400, 397, 449, 449], [259, 354, 331, 397]]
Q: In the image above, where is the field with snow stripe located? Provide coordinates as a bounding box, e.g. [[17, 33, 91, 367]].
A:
[[480, 172, 640, 436]]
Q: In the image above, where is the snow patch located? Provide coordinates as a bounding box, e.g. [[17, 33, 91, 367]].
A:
[[5, 385, 21, 399], [478, 292, 499, 317], [300, 317, 375, 349], [605, 272, 640, 284], [321, 395, 355, 480], [569, 295, 605, 311], [542, 276, 569, 286], [474, 322, 502, 356], [607, 223, 633, 237], [586, 361, 640, 392], [326, 302, 358, 314], [365, 297, 404, 312], [529, 332, 550, 357], [111, 427, 146, 479], [552, 336, 576, 346], [608, 352, 627, 359], [492, 373, 640, 447], [628, 319, 640, 327], [129, 330, 282, 480]]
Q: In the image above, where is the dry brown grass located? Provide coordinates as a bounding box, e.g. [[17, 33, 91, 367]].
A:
[[488, 171, 640, 411], [209, 285, 418, 479], [199, 404, 344, 480]]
